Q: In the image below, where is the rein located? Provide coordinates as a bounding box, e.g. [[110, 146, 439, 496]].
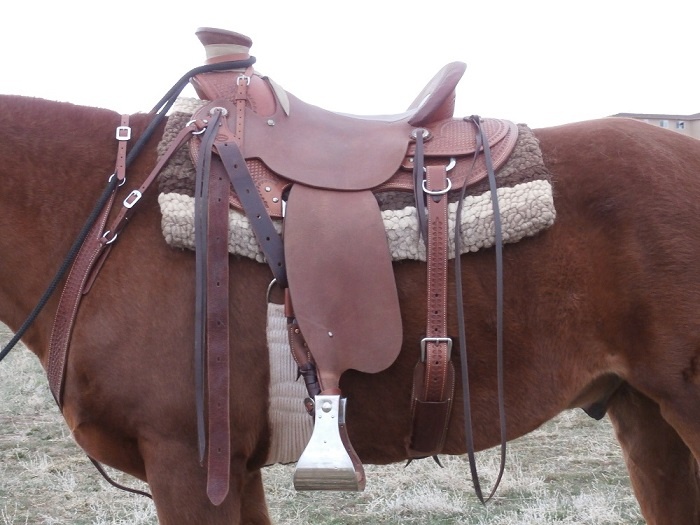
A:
[[455, 116, 506, 503]]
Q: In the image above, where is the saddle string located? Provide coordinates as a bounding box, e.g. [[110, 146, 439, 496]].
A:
[[454, 116, 507, 504]]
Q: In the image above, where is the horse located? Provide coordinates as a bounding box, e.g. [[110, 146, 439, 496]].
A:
[[1, 89, 700, 525]]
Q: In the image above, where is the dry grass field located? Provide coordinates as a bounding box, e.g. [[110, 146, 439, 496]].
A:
[[0, 324, 644, 524]]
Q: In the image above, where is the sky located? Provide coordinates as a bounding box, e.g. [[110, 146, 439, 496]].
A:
[[0, 0, 696, 129]]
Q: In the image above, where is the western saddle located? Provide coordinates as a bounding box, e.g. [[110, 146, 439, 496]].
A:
[[185, 28, 518, 504]]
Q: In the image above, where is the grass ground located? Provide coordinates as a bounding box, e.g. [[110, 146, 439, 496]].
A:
[[0, 325, 643, 524]]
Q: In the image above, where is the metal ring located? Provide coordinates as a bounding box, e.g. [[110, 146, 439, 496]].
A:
[[422, 178, 452, 196], [266, 279, 278, 303], [108, 173, 126, 186], [187, 119, 207, 135], [102, 230, 118, 245], [421, 157, 457, 174]]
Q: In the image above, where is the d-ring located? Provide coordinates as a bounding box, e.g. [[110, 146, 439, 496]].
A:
[[422, 157, 457, 174], [266, 279, 278, 303], [422, 178, 452, 195], [187, 119, 207, 135]]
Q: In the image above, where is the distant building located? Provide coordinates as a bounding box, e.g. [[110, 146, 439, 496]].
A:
[[610, 112, 700, 139]]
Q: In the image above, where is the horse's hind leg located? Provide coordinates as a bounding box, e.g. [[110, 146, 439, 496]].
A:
[[607, 384, 700, 524]]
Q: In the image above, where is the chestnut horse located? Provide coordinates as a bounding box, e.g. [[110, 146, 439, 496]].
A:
[[1, 92, 700, 524]]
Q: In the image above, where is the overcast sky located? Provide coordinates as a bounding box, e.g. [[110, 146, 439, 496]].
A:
[[0, 0, 695, 129]]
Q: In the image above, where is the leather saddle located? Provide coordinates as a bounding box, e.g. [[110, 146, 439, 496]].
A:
[[186, 27, 518, 496]]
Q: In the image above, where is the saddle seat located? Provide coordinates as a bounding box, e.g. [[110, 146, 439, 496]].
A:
[[242, 60, 465, 191], [190, 30, 517, 208]]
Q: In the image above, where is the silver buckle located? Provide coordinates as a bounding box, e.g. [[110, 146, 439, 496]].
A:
[[115, 126, 131, 141], [420, 337, 453, 362], [123, 190, 142, 209]]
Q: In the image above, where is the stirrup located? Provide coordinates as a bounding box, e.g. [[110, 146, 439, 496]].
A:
[[293, 395, 366, 491]]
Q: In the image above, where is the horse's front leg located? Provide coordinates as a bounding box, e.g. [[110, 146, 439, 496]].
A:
[[140, 437, 271, 525], [607, 384, 700, 525]]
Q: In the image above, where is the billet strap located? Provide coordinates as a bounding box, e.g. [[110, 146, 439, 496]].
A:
[[190, 97, 287, 286], [214, 140, 287, 287], [408, 135, 456, 456], [191, 108, 233, 505]]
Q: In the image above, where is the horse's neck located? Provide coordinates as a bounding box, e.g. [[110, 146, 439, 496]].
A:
[[0, 96, 136, 358]]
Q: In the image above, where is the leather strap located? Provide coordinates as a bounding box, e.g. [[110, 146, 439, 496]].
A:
[[423, 164, 453, 402], [412, 130, 428, 243], [103, 120, 205, 244], [47, 196, 115, 404], [47, 114, 134, 404], [205, 119, 232, 506], [194, 114, 220, 463], [214, 141, 287, 286], [191, 109, 232, 505], [47, 114, 202, 498], [408, 137, 455, 456], [453, 116, 507, 503]]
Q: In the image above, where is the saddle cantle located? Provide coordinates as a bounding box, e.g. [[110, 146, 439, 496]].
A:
[[182, 27, 521, 497]]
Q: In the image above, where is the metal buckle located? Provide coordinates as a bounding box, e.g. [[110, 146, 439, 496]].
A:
[[115, 126, 131, 141], [123, 190, 142, 209], [420, 337, 453, 362]]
